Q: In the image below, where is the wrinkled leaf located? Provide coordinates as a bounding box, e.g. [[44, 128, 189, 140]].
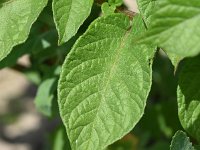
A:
[[0, 0, 48, 61], [58, 14, 155, 150]]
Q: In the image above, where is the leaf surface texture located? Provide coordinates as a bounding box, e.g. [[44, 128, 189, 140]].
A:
[[0, 0, 47, 61], [58, 14, 155, 150], [52, 0, 93, 44], [140, 0, 200, 58]]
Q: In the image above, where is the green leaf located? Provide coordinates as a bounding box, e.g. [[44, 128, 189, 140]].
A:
[[58, 14, 155, 150], [52, 127, 71, 150], [52, 0, 93, 45], [136, 0, 183, 67], [177, 55, 200, 142], [170, 131, 195, 150], [101, 2, 116, 15], [136, 0, 157, 26], [0, 0, 48, 61], [35, 78, 57, 117], [139, 0, 200, 58], [108, 0, 123, 7], [165, 51, 182, 69]]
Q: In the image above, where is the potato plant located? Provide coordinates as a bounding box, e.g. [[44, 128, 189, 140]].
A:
[[0, 0, 200, 149]]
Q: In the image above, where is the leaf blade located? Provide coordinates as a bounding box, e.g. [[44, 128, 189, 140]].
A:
[[58, 14, 155, 150], [140, 0, 200, 58], [137, 0, 157, 26], [0, 0, 48, 61], [170, 131, 195, 150], [35, 78, 57, 117], [52, 0, 93, 44], [177, 55, 200, 142], [137, 0, 184, 67]]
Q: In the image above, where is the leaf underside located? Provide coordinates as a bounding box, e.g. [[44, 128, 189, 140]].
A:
[[58, 14, 155, 150], [0, 0, 48, 61]]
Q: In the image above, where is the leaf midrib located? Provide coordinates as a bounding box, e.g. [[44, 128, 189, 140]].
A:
[[82, 27, 132, 150]]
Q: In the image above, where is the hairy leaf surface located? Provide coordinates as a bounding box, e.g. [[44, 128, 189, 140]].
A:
[[139, 0, 200, 58], [52, 0, 93, 44], [170, 131, 195, 150], [0, 0, 47, 61], [58, 14, 155, 150], [177, 55, 200, 142]]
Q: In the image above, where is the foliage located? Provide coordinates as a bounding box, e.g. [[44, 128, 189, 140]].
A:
[[170, 131, 195, 150], [0, 0, 200, 149]]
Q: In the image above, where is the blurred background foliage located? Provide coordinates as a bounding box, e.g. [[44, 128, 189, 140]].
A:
[[0, 0, 183, 150]]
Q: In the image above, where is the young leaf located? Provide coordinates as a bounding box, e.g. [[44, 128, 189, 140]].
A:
[[0, 0, 48, 61], [101, 2, 116, 16], [58, 14, 155, 150], [170, 131, 195, 150], [177, 55, 200, 142], [139, 0, 200, 58], [35, 78, 57, 117], [52, 0, 93, 45]]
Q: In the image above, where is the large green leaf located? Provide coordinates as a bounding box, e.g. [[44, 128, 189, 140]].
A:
[[139, 0, 200, 58], [52, 0, 93, 44], [58, 14, 155, 150], [177, 55, 200, 142], [0, 0, 48, 61], [170, 131, 195, 150]]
